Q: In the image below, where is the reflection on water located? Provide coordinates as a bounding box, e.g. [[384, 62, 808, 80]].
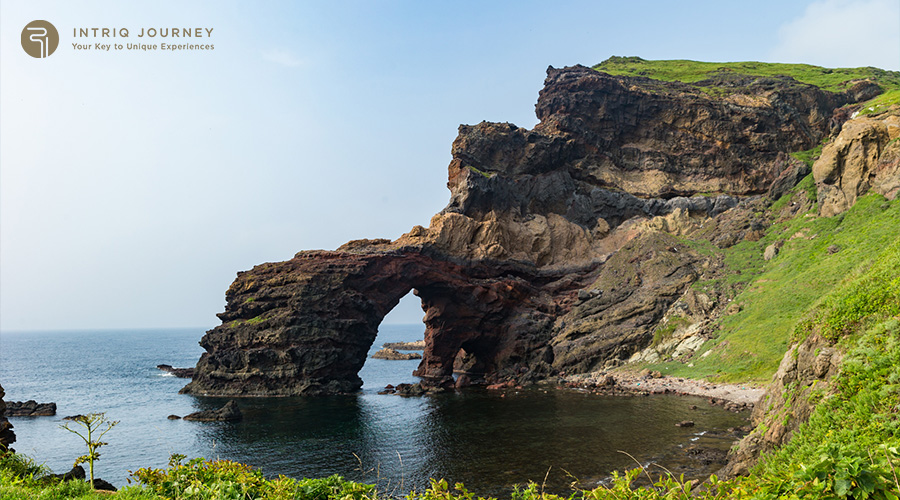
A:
[[1, 326, 749, 497]]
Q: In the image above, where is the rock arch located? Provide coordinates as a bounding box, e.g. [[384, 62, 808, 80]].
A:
[[180, 246, 560, 396]]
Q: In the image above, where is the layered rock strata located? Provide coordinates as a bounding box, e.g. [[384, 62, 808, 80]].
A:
[[183, 64, 886, 397]]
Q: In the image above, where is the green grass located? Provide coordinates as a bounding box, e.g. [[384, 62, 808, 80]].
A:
[[858, 88, 900, 115], [593, 56, 900, 93], [0, 452, 160, 499], [651, 316, 692, 347], [740, 241, 900, 499], [643, 193, 900, 383], [466, 165, 493, 179]]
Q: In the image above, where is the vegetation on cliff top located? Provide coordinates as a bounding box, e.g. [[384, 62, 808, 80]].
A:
[[593, 56, 900, 93]]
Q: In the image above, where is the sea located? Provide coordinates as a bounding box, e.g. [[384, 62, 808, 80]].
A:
[[0, 326, 748, 496]]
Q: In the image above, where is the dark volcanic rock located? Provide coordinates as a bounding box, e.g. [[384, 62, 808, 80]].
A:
[[371, 348, 422, 360], [5, 400, 57, 417], [0, 384, 15, 451], [183, 400, 242, 422], [48, 465, 85, 482], [157, 364, 194, 378], [182, 64, 881, 397], [92, 478, 117, 491], [382, 340, 426, 350]]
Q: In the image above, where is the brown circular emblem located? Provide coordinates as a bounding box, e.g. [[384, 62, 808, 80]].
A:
[[21, 20, 59, 58]]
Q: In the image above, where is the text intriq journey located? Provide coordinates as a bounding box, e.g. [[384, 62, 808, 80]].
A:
[[73, 27, 214, 38], [70, 26, 216, 53]]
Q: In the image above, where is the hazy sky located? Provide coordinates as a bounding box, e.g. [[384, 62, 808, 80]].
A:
[[1, 0, 898, 331]]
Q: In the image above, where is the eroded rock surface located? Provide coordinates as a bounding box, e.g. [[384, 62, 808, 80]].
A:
[[183, 64, 885, 397], [0, 384, 15, 451], [814, 111, 900, 216]]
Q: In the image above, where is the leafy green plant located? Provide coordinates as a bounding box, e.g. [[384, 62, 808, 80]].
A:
[[60, 412, 119, 490], [133, 454, 376, 500]]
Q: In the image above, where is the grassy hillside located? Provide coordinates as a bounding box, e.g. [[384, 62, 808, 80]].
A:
[[641, 189, 899, 384], [593, 56, 900, 93]]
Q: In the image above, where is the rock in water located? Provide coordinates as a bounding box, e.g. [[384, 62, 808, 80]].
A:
[[382, 340, 426, 350], [157, 364, 195, 378], [371, 348, 422, 360], [4, 400, 57, 417], [183, 400, 242, 422]]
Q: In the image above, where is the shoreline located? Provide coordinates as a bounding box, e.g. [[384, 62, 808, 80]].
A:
[[561, 370, 764, 411]]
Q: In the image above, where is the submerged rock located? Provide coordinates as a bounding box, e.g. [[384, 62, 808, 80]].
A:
[[183, 400, 242, 422]]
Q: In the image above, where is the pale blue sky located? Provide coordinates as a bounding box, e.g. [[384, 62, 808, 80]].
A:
[[1, 0, 898, 331]]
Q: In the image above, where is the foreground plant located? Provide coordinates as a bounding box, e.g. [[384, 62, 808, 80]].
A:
[[60, 412, 119, 489], [132, 454, 376, 500]]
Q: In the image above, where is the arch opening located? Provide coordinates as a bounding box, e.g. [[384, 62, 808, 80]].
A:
[[359, 290, 427, 390]]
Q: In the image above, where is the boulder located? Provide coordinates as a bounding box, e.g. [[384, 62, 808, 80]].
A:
[[814, 112, 900, 217], [183, 400, 242, 422], [48, 465, 85, 482], [157, 364, 195, 378], [4, 400, 57, 417], [91, 478, 117, 491], [393, 383, 426, 397]]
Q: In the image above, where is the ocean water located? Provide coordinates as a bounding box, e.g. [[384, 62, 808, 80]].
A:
[[0, 326, 748, 496]]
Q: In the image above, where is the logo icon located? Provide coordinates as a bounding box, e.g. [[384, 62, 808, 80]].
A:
[[21, 20, 59, 58]]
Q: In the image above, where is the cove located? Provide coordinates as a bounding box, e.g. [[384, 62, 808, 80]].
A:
[[0, 327, 747, 497]]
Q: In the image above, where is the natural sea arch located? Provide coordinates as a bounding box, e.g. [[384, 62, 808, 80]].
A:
[[181, 248, 560, 397]]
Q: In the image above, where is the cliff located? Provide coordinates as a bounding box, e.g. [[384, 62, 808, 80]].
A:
[[182, 60, 898, 397], [0, 384, 15, 452]]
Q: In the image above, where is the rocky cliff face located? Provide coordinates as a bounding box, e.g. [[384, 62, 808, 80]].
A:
[[814, 112, 900, 216], [183, 64, 887, 397], [0, 384, 15, 452]]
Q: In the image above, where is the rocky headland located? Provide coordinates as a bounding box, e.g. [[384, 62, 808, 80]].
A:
[[182, 61, 896, 401]]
